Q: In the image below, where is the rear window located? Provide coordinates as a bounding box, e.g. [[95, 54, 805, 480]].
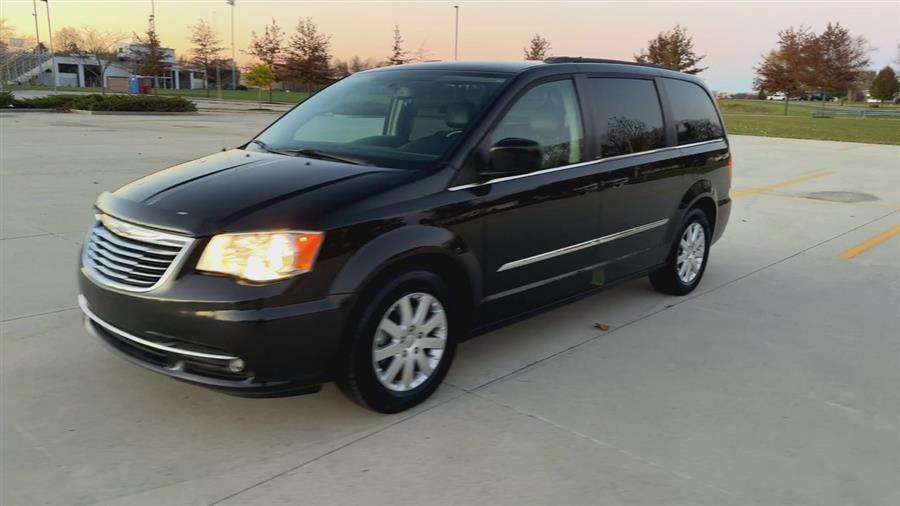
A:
[[663, 78, 724, 145], [586, 78, 666, 158]]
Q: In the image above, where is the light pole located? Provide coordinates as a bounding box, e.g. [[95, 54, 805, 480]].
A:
[[41, 0, 58, 92], [453, 5, 459, 61], [213, 10, 222, 100], [31, 0, 43, 82], [227, 0, 236, 91]]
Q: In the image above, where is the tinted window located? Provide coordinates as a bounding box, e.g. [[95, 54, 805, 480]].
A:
[[586, 78, 665, 158], [252, 71, 510, 170], [491, 79, 584, 170], [664, 78, 724, 145]]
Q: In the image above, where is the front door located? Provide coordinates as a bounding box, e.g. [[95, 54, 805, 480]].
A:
[[477, 78, 600, 319]]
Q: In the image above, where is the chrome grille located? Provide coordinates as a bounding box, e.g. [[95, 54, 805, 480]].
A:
[[83, 215, 193, 291]]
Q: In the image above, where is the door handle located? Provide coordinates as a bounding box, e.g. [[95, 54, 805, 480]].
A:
[[572, 182, 599, 194], [603, 177, 629, 189]]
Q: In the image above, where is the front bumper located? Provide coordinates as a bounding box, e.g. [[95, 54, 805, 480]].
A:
[[78, 269, 349, 397]]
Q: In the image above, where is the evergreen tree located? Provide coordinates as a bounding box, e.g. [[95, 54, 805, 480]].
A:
[[635, 25, 707, 74], [869, 66, 898, 102], [523, 34, 551, 60], [282, 18, 332, 93], [387, 25, 410, 65]]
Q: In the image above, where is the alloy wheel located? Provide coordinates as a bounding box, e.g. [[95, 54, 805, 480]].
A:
[[372, 292, 448, 392], [676, 222, 706, 284]]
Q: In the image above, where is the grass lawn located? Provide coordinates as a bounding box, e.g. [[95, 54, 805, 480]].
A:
[[723, 115, 900, 145], [155, 88, 310, 104]]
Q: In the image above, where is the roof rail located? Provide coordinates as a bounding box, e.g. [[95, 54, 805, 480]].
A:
[[542, 56, 675, 71]]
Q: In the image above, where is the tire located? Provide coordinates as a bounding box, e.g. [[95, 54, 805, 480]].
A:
[[649, 209, 711, 296], [336, 269, 457, 413]]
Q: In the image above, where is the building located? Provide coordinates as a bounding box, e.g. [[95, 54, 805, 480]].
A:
[[1, 43, 208, 90]]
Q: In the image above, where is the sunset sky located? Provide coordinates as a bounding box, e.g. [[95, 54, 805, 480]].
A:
[[2, 0, 898, 91]]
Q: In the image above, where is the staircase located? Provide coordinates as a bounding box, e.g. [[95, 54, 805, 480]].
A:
[[1, 51, 52, 85]]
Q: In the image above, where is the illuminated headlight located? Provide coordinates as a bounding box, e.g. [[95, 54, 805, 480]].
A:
[[197, 231, 324, 282]]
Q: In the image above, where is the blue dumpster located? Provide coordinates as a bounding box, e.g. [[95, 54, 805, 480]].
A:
[[128, 76, 139, 94]]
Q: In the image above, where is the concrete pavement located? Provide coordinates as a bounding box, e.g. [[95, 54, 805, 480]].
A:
[[1, 111, 898, 505]]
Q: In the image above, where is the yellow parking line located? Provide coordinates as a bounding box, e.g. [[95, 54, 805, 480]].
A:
[[839, 226, 900, 259], [732, 171, 834, 197]]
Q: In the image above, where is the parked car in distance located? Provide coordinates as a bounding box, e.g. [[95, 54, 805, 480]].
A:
[[766, 92, 786, 101], [78, 58, 732, 413]]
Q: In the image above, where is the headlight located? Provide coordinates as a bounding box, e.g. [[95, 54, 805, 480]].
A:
[[197, 231, 324, 282]]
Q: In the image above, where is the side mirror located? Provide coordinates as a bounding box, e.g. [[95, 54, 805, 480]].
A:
[[485, 138, 543, 177]]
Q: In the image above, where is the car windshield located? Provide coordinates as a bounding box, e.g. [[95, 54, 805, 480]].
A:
[[249, 70, 511, 170]]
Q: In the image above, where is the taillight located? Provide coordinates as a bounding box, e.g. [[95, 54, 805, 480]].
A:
[[727, 157, 733, 175]]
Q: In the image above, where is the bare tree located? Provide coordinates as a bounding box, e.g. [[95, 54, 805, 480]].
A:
[[282, 18, 332, 93], [80, 27, 125, 94], [54, 26, 83, 54], [635, 25, 707, 74], [348, 55, 376, 73], [188, 19, 224, 97], [523, 34, 551, 61], [411, 40, 433, 63], [386, 25, 410, 65], [247, 18, 284, 101]]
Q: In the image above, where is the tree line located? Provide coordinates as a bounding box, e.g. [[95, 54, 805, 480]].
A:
[[243, 18, 432, 100], [524, 23, 897, 109]]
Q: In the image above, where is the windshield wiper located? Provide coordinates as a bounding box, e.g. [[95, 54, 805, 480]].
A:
[[249, 140, 369, 166], [290, 148, 369, 166], [249, 139, 294, 156]]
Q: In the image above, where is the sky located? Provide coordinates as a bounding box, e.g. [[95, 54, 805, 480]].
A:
[[2, 0, 898, 92]]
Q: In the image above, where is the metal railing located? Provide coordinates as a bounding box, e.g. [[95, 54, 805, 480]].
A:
[[812, 107, 900, 118], [1, 51, 52, 85]]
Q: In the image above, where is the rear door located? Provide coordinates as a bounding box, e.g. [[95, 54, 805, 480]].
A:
[[582, 76, 682, 281]]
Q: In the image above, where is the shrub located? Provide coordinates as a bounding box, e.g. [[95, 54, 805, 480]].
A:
[[11, 95, 81, 109], [0, 91, 13, 107], [10, 94, 197, 112]]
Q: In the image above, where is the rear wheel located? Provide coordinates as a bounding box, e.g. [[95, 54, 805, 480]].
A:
[[337, 269, 457, 413], [649, 209, 711, 295]]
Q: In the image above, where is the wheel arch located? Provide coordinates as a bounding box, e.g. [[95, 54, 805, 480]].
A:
[[330, 225, 482, 330], [679, 179, 718, 232]]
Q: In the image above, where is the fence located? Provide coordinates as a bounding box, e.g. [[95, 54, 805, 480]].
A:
[[812, 108, 900, 118]]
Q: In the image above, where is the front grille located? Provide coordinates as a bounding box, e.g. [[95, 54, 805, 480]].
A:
[[83, 215, 192, 291]]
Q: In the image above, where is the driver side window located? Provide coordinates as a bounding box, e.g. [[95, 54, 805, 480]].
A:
[[491, 79, 585, 170]]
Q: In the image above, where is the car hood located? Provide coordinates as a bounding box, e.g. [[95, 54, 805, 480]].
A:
[[97, 149, 411, 236]]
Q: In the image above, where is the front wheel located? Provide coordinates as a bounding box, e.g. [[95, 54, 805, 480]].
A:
[[649, 209, 711, 295], [336, 269, 457, 413]]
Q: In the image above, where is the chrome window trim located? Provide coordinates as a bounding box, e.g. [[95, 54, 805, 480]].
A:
[[448, 138, 725, 191], [82, 215, 195, 293], [497, 218, 669, 272], [78, 295, 239, 361]]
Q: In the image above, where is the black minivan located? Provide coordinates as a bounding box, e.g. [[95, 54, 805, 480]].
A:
[[78, 58, 731, 412]]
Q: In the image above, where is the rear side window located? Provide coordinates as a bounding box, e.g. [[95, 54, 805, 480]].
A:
[[663, 78, 724, 145], [586, 78, 665, 158]]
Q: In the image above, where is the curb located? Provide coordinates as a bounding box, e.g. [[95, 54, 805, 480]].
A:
[[70, 109, 199, 116], [0, 108, 51, 113]]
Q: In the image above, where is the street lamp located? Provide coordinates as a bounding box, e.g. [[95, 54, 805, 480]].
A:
[[40, 0, 58, 92], [227, 0, 236, 91], [30, 0, 44, 83], [453, 5, 459, 61]]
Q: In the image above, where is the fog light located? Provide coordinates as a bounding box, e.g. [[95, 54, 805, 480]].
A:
[[228, 358, 246, 373]]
